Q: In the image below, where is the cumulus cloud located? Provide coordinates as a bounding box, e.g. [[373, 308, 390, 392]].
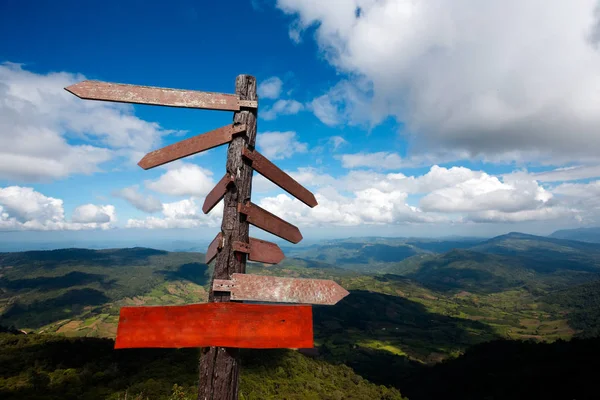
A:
[[0, 186, 116, 230], [258, 189, 441, 228], [309, 79, 372, 127], [126, 198, 222, 229], [113, 186, 163, 213], [420, 175, 552, 214], [256, 131, 308, 160], [120, 161, 600, 229], [276, 0, 600, 165], [0, 62, 175, 182], [145, 163, 215, 197], [251, 163, 586, 226], [258, 76, 283, 99], [261, 99, 304, 120], [72, 204, 115, 223]]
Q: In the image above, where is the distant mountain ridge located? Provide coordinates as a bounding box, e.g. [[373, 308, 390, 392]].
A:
[[549, 227, 600, 243]]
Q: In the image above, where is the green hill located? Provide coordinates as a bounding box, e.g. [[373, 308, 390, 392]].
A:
[[401, 249, 536, 293], [0, 332, 405, 400], [549, 227, 600, 243], [0, 248, 211, 333], [470, 232, 600, 273]]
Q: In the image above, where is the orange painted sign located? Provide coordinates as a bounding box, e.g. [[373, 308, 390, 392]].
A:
[[114, 302, 313, 349]]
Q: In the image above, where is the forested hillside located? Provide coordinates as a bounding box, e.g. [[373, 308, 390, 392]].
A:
[[1, 233, 600, 399]]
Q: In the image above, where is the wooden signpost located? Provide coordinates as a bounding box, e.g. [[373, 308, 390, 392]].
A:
[[65, 75, 349, 400]]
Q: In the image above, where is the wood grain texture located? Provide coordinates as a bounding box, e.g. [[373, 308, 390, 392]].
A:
[[213, 273, 350, 305], [205, 232, 224, 264], [138, 124, 245, 170], [65, 80, 257, 110], [243, 148, 317, 208], [238, 202, 303, 244], [114, 303, 313, 349], [203, 173, 235, 214], [198, 75, 258, 400], [232, 238, 285, 264]]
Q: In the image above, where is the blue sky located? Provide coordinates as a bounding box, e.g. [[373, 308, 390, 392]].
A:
[[1, 0, 600, 244]]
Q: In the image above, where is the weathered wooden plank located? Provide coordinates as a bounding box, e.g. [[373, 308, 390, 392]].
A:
[[232, 238, 285, 264], [114, 302, 313, 349], [205, 232, 223, 264], [238, 202, 302, 244], [243, 148, 317, 208], [203, 173, 235, 214], [213, 273, 349, 305], [65, 80, 257, 110], [199, 75, 258, 400], [138, 124, 245, 170]]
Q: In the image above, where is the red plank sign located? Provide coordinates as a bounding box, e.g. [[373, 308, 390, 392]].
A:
[[114, 302, 313, 349]]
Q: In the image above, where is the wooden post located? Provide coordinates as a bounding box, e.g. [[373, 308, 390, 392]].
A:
[[198, 75, 257, 400]]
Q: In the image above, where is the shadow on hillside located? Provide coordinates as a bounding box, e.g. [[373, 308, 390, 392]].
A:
[[313, 290, 500, 387], [0, 288, 110, 329], [401, 337, 600, 400], [503, 248, 600, 273], [373, 274, 413, 283], [0, 248, 169, 269], [411, 265, 519, 293], [0, 271, 113, 292], [156, 262, 209, 286]]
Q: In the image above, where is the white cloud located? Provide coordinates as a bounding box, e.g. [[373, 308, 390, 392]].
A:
[[126, 198, 222, 229], [113, 186, 163, 213], [145, 163, 215, 197], [340, 152, 403, 170], [328, 136, 349, 151], [468, 208, 577, 223], [338, 166, 485, 195], [258, 76, 283, 99], [249, 163, 591, 226], [529, 165, 600, 182], [256, 131, 308, 160], [309, 79, 372, 127], [0, 186, 116, 230], [420, 175, 552, 214], [0, 63, 176, 182], [72, 204, 115, 224], [276, 0, 600, 165], [258, 189, 443, 228], [554, 180, 600, 198], [261, 99, 304, 120]]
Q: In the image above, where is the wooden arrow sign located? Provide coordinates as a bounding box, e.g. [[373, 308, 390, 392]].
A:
[[238, 202, 302, 244], [213, 273, 349, 305], [138, 124, 246, 169], [203, 173, 234, 214], [205, 232, 223, 264], [65, 80, 258, 111], [232, 238, 285, 264], [114, 302, 313, 349], [243, 148, 318, 208], [206, 234, 284, 265]]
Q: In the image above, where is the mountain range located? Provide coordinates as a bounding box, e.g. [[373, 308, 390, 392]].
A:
[[2, 230, 600, 399]]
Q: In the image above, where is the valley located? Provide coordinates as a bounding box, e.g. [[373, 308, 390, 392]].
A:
[[1, 230, 599, 399]]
